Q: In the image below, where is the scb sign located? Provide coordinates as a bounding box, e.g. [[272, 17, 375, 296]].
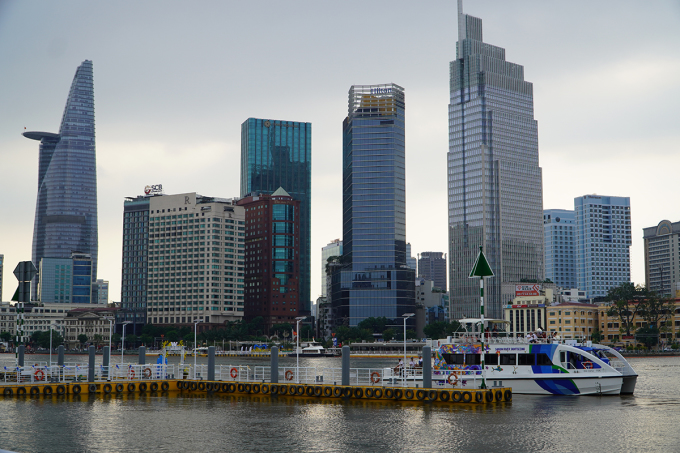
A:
[[144, 184, 163, 195]]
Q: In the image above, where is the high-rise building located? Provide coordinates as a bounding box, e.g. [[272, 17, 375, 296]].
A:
[[321, 239, 342, 297], [575, 195, 631, 298], [37, 252, 92, 304], [0, 254, 3, 301], [95, 279, 109, 305], [406, 243, 417, 273], [239, 188, 300, 331], [544, 209, 576, 290], [24, 60, 98, 299], [331, 83, 416, 327], [145, 193, 245, 326], [448, 3, 544, 319], [643, 220, 680, 297], [418, 252, 447, 292], [240, 118, 311, 315], [119, 194, 150, 334]]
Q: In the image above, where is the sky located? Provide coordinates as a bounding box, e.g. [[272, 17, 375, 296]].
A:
[[0, 0, 679, 304]]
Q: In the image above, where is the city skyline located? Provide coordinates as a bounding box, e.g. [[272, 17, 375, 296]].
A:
[[1, 1, 678, 303]]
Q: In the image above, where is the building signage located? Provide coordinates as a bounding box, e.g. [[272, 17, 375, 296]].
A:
[[515, 284, 541, 297], [144, 184, 163, 195], [370, 87, 392, 95], [511, 304, 545, 309]]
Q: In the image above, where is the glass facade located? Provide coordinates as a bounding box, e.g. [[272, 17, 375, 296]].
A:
[[321, 240, 342, 297], [643, 220, 680, 297], [38, 253, 92, 304], [25, 60, 98, 299], [544, 209, 576, 289], [240, 118, 311, 314], [331, 84, 416, 327], [418, 252, 447, 292], [119, 196, 150, 332], [448, 7, 544, 319], [575, 195, 631, 298]]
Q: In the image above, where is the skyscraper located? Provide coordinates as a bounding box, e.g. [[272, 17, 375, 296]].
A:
[[239, 188, 301, 331], [544, 209, 576, 290], [24, 60, 98, 298], [418, 252, 447, 292], [331, 83, 416, 327], [575, 195, 631, 298], [643, 220, 680, 297], [448, 3, 544, 319], [241, 118, 311, 315], [321, 239, 342, 297]]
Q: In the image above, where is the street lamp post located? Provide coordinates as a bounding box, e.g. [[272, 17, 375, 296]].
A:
[[194, 319, 200, 379], [295, 316, 306, 384], [402, 313, 415, 385], [121, 321, 132, 368], [49, 321, 54, 367]]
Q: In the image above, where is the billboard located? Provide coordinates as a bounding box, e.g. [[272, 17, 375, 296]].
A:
[[515, 284, 541, 297]]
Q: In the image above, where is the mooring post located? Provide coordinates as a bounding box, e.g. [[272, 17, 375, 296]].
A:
[[422, 346, 432, 389], [342, 345, 350, 386], [17, 345, 25, 367], [270, 346, 279, 383], [88, 345, 95, 382], [138, 346, 146, 365], [208, 346, 215, 381], [102, 346, 110, 380], [58, 345, 65, 366]]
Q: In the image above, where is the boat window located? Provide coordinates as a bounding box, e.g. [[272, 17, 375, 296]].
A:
[[465, 354, 481, 365], [500, 354, 516, 365], [442, 353, 464, 365], [484, 354, 498, 365], [518, 354, 535, 366], [536, 353, 553, 366]]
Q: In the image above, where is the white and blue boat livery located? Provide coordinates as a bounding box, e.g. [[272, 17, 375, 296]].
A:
[[431, 328, 637, 396]]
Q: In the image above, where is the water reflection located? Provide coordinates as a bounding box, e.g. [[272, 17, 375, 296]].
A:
[[0, 356, 678, 452]]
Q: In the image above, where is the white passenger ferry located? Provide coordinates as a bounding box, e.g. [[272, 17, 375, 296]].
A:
[[432, 319, 637, 396]]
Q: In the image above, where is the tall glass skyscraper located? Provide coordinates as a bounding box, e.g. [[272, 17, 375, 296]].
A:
[[241, 118, 311, 314], [331, 84, 416, 327], [544, 209, 576, 290], [448, 3, 544, 319], [24, 60, 98, 299]]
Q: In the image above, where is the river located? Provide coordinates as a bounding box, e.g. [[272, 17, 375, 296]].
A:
[[0, 355, 678, 452]]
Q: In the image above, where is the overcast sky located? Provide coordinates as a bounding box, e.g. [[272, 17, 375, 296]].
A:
[[1, 0, 679, 303]]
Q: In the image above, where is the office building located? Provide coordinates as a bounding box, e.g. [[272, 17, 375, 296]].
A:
[[321, 239, 342, 297], [643, 219, 680, 297], [418, 252, 447, 292], [24, 60, 98, 298], [118, 194, 150, 334], [546, 302, 598, 341], [331, 83, 416, 327], [238, 188, 301, 331], [448, 2, 544, 320], [544, 209, 576, 290], [95, 279, 109, 305], [406, 243, 417, 272], [146, 193, 245, 326], [241, 118, 311, 315], [575, 195, 631, 298], [37, 252, 92, 304]]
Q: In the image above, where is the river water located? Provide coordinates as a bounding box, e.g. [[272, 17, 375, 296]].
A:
[[0, 354, 678, 453]]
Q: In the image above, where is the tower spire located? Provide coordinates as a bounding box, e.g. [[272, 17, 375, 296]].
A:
[[457, 0, 465, 42]]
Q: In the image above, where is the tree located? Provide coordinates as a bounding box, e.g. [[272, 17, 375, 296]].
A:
[[0, 331, 12, 343], [591, 328, 603, 343], [423, 322, 447, 340], [357, 317, 389, 334], [112, 333, 121, 345], [382, 328, 395, 342], [140, 334, 153, 346], [636, 326, 659, 349], [126, 334, 138, 348], [78, 334, 88, 347], [638, 292, 674, 331], [606, 283, 646, 336], [93, 334, 103, 348]]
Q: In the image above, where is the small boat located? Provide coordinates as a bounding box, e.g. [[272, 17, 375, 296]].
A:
[[287, 342, 337, 358]]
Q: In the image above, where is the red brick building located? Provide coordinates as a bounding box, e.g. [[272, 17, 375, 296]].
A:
[[238, 188, 300, 332]]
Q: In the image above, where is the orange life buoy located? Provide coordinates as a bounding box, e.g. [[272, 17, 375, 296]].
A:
[[370, 371, 381, 384], [285, 370, 294, 381], [230, 367, 238, 378], [584, 361, 593, 369], [34, 369, 45, 381], [143, 367, 152, 379], [448, 372, 459, 386], [128, 368, 136, 379]]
